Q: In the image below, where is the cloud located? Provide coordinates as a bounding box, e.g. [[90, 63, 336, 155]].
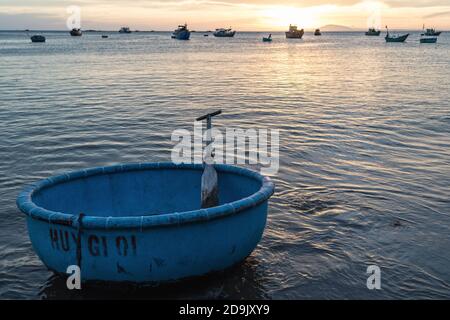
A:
[[1, 1, 450, 30], [2, 0, 450, 11], [423, 10, 450, 19], [0, 12, 62, 29], [384, 0, 450, 8]]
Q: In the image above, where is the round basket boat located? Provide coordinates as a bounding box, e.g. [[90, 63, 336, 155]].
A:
[[16, 163, 275, 283]]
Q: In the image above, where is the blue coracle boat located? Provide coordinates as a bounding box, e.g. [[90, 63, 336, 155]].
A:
[[17, 162, 274, 283]]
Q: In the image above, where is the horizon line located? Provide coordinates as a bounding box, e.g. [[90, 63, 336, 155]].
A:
[[1, 28, 447, 32]]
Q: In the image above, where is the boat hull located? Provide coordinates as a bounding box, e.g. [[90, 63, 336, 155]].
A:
[[213, 32, 236, 38], [420, 38, 437, 43], [173, 30, 191, 40], [385, 34, 409, 42], [365, 31, 381, 36], [285, 33, 303, 39], [70, 30, 82, 37], [17, 163, 274, 283], [31, 36, 45, 43]]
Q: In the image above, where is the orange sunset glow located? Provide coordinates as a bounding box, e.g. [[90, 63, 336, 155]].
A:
[[0, 1, 449, 31]]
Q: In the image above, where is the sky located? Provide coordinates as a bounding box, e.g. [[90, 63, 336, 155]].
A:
[[0, 0, 449, 31]]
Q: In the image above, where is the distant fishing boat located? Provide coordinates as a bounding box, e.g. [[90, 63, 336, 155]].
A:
[[420, 36, 437, 43], [172, 24, 190, 40], [422, 26, 441, 36], [30, 35, 45, 43], [365, 28, 381, 36], [119, 27, 132, 34], [314, 29, 322, 36], [262, 34, 272, 42], [285, 25, 304, 39], [385, 33, 409, 42], [102, 35, 109, 39], [385, 27, 409, 42], [213, 28, 236, 37], [70, 28, 82, 36]]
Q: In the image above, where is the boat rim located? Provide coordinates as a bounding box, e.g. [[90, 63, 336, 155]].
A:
[[17, 162, 275, 230]]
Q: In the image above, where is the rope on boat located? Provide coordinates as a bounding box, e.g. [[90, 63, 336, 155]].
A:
[[76, 213, 85, 269]]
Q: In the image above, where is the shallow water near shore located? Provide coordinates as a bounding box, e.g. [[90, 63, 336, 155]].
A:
[[0, 31, 449, 299]]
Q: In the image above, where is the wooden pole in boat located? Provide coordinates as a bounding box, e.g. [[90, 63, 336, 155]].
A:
[[196, 110, 222, 209]]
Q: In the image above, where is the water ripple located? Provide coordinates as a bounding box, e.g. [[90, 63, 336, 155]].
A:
[[1, 31, 449, 299]]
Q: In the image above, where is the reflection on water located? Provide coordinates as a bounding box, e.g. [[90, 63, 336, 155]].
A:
[[39, 258, 268, 300], [0, 31, 449, 299]]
